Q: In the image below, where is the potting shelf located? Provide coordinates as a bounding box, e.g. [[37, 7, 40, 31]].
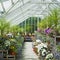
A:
[[0, 50, 15, 60], [0, 50, 8, 60], [6, 55, 15, 60]]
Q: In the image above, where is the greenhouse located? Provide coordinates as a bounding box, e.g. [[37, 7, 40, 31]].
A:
[[0, 0, 60, 60]]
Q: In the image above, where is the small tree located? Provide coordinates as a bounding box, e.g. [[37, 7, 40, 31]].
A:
[[0, 18, 10, 36], [10, 25, 23, 37]]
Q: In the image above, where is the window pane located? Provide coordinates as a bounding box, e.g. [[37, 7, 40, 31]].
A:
[[0, 0, 8, 2], [0, 3, 3, 11], [3, 0, 11, 11], [13, 0, 18, 3], [23, 0, 30, 3]]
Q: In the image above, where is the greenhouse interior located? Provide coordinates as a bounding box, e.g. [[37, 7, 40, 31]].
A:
[[0, 0, 60, 60]]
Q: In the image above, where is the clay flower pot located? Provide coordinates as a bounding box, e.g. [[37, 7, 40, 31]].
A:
[[11, 51, 16, 55]]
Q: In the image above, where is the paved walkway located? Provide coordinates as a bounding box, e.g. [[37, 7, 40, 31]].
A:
[[17, 42, 39, 60]]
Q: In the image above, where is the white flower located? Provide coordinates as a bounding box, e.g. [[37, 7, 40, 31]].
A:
[[45, 53, 53, 60], [5, 40, 10, 46], [36, 39, 42, 43], [42, 49, 47, 56], [37, 43, 47, 53]]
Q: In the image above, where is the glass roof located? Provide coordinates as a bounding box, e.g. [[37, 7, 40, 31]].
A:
[[0, 0, 60, 25]]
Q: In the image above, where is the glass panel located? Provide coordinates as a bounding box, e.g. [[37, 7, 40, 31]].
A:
[[57, 0, 60, 2], [10, 14, 30, 25], [3, 0, 11, 11], [9, 1, 22, 13], [5, 0, 60, 25], [0, 0, 8, 2], [0, 3, 3, 11], [13, 0, 18, 3], [23, 0, 30, 3]]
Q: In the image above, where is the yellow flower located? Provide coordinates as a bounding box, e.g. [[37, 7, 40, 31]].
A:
[[10, 46, 15, 49]]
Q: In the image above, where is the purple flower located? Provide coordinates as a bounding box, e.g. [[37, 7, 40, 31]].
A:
[[45, 28, 51, 34]]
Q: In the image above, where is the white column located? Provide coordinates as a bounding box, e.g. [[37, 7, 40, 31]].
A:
[[25, 20, 26, 34], [34, 17, 35, 31], [31, 17, 32, 33], [37, 17, 39, 30]]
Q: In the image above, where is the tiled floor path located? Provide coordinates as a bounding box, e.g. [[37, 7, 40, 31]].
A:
[[17, 42, 39, 60]]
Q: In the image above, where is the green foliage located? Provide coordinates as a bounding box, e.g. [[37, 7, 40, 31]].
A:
[[19, 17, 40, 33], [38, 8, 60, 34], [49, 8, 59, 27], [56, 45, 60, 51], [0, 18, 10, 36], [10, 25, 21, 32], [38, 18, 47, 29]]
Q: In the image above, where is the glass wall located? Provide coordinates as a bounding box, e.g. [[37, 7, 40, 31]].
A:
[[19, 17, 41, 33]]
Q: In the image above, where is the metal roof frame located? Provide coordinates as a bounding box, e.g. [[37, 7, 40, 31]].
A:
[[0, 0, 60, 25]]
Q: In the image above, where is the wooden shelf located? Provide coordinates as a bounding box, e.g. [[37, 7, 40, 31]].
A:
[[6, 55, 15, 60]]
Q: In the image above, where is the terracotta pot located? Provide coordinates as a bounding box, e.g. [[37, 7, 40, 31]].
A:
[[47, 41, 50, 45], [33, 48, 38, 54], [11, 52, 16, 55]]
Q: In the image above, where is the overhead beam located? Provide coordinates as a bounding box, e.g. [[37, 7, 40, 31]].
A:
[[21, 0, 24, 5], [11, 0, 14, 5], [9, 10, 31, 22], [0, 0, 8, 2], [8, 10, 48, 26], [31, 2, 60, 4], [5, 3, 36, 21], [5, 1, 30, 14], [10, 15, 30, 26]]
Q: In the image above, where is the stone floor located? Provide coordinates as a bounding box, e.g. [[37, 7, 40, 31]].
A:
[[16, 42, 39, 60]]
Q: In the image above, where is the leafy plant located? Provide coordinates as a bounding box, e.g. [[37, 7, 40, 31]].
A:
[[56, 45, 60, 51], [38, 8, 60, 35], [0, 18, 10, 36]]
